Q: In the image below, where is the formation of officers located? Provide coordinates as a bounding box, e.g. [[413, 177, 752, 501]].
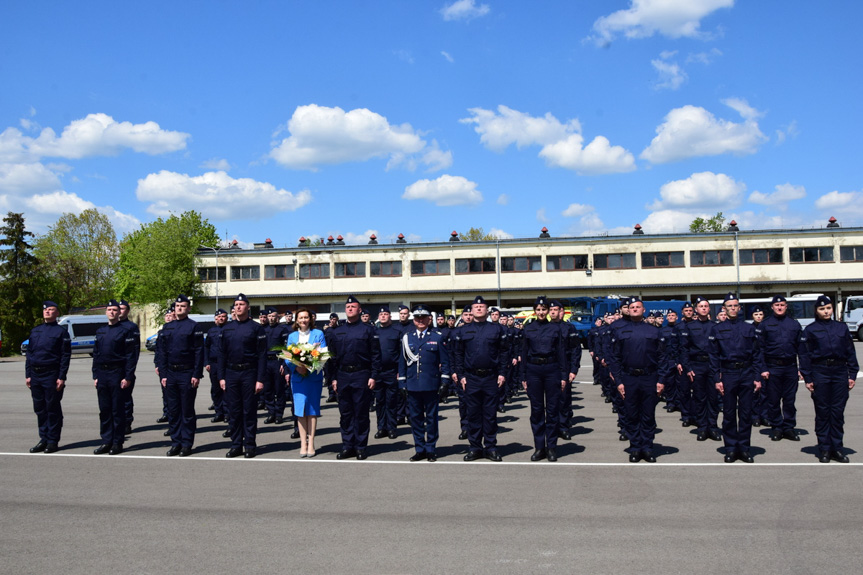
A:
[[23, 291, 859, 463]]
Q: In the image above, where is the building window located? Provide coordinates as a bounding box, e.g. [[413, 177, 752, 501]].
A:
[[501, 256, 541, 272], [410, 259, 450, 276], [198, 266, 226, 282], [299, 263, 330, 279], [264, 264, 294, 280], [839, 246, 863, 262], [230, 266, 260, 281], [546, 255, 588, 271], [789, 247, 834, 263], [739, 249, 783, 265], [690, 250, 733, 267], [593, 253, 636, 270], [334, 262, 366, 278], [455, 258, 496, 274], [370, 261, 402, 277], [641, 252, 684, 268]]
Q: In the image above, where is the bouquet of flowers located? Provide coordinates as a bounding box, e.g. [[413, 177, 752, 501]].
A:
[[277, 342, 331, 374]]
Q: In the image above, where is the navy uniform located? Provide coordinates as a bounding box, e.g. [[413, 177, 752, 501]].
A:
[[452, 295, 510, 461], [324, 313, 340, 403], [395, 305, 412, 424], [329, 296, 382, 460], [708, 293, 766, 463], [749, 305, 769, 427], [521, 297, 567, 461], [25, 301, 72, 453], [154, 304, 175, 425], [118, 300, 140, 434], [156, 295, 205, 456], [798, 295, 860, 462], [374, 305, 401, 439], [550, 300, 581, 439], [669, 303, 694, 418], [608, 297, 671, 462], [217, 294, 268, 458], [609, 301, 635, 439], [754, 297, 803, 440], [398, 305, 450, 461], [437, 315, 456, 402], [263, 307, 291, 424], [678, 297, 722, 440], [204, 309, 228, 424], [587, 318, 603, 388], [451, 306, 474, 440], [660, 310, 680, 413], [92, 300, 138, 454]]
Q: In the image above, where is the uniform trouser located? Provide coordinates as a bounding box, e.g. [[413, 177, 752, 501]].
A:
[[464, 374, 499, 451], [677, 370, 694, 420], [264, 359, 287, 417], [407, 390, 439, 454], [454, 380, 468, 431], [375, 369, 398, 432], [721, 370, 755, 455], [123, 376, 135, 426], [225, 367, 259, 450], [30, 371, 64, 443], [526, 363, 562, 450], [95, 368, 126, 445], [592, 356, 601, 385], [397, 383, 407, 421], [811, 366, 850, 453], [337, 372, 373, 450], [622, 374, 659, 453], [664, 370, 678, 407], [692, 364, 720, 431], [558, 379, 573, 429], [208, 368, 226, 418], [165, 369, 198, 448], [160, 377, 170, 418], [610, 371, 631, 435], [497, 365, 510, 408], [765, 365, 799, 431]]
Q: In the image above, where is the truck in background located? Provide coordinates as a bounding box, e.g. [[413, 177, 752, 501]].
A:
[[561, 296, 688, 348], [843, 295, 863, 341]]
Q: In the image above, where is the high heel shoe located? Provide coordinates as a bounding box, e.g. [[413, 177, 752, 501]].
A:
[[307, 450, 316, 458]]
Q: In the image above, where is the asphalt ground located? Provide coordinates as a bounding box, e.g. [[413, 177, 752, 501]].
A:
[[2, 348, 862, 575]]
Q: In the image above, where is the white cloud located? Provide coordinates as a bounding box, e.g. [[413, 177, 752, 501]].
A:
[[402, 174, 482, 206], [536, 208, 549, 223], [496, 193, 509, 205], [814, 190, 863, 221], [441, 51, 454, 63], [651, 57, 687, 90], [775, 120, 799, 145], [687, 48, 723, 65], [648, 171, 745, 211], [0, 162, 62, 195], [462, 105, 634, 175], [441, 0, 490, 22], [589, 0, 734, 45], [640, 99, 767, 164], [200, 158, 231, 171], [270, 104, 449, 172], [562, 203, 595, 217], [489, 227, 513, 239], [561, 203, 607, 235], [135, 170, 312, 220], [342, 229, 379, 245], [748, 183, 805, 206]]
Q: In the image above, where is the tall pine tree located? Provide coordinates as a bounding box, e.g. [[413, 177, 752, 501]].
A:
[[0, 212, 43, 354]]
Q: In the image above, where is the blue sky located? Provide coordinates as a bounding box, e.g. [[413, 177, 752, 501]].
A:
[[2, 1, 861, 246]]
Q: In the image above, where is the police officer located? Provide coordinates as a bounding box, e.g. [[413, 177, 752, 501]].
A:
[[710, 293, 765, 463], [218, 294, 267, 458], [117, 300, 140, 434], [451, 305, 473, 440], [398, 305, 450, 461], [25, 300, 71, 453], [204, 309, 229, 424], [659, 309, 678, 411], [669, 303, 694, 417], [453, 295, 510, 461], [799, 295, 859, 462], [324, 312, 340, 403], [92, 300, 137, 455], [395, 304, 412, 424], [521, 297, 567, 462], [437, 314, 456, 403], [155, 305, 176, 427], [263, 306, 291, 425], [549, 299, 580, 440], [750, 305, 769, 427], [329, 296, 382, 460], [608, 297, 670, 463], [588, 317, 604, 389], [678, 297, 722, 441], [156, 295, 204, 457], [374, 304, 401, 440]]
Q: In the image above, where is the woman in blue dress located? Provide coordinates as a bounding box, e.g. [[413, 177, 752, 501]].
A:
[[285, 309, 327, 457]]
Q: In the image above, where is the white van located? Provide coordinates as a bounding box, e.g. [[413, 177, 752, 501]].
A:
[[843, 296, 863, 341], [21, 315, 108, 355]]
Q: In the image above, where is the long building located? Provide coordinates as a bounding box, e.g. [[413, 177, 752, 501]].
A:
[[194, 220, 863, 316]]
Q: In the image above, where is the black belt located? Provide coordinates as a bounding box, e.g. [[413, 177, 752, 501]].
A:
[[721, 360, 751, 370], [766, 357, 796, 367], [30, 365, 57, 373], [169, 363, 193, 371], [339, 364, 369, 374], [467, 368, 494, 377], [624, 367, 656, 376], [97, 362, 124, 370], [528, 356, 553, 365], [813, 358, 844, 367], [227, 363, 252, 370], [690, 354, 709, 363]]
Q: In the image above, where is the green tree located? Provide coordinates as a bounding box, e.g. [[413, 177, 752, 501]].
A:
[[34, 209, 119, 314], [459, 227, 498, 241], [689, 211, 727, 233], [115, 211, 218, 309], [0, 212, 43, 355]]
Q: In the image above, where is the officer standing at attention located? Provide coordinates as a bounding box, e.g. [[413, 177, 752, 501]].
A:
[[755, 297, 803, 441], [453, 295, 510, 462], [608, 297, 670, 463], [678, 297, 722, 440], [263, 307, 291, 425], [92, 300, 137, 455], [218, 294, 267, 458], [451, 306, 473, 440], [750, 305, 769, 427], [25, 300, 72, 453], [659, 309, 679, 412], [520, 297, 567, 462], [324, 312, 340, 403], [156, 295, 204, 457], [398, 304, 450, 462], [798, 295, 859, 463], [709, 293, 765, 463], [329, 296, 382, 460], [374, 305, 401, 440], [549, 299, 580, 440], [204, 309, 229, 425], [154, 305, 175, 427], [117, 300, 140, 434], [670, 303, 694, 418], [395, 305, 412, 425]]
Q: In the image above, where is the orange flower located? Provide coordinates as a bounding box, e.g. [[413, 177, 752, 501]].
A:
[[311, 349, 320, 357], [292, 348, 301, 355]]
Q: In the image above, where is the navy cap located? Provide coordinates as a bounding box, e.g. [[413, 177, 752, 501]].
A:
[[534, 296, 549, 308], [259, 309, 267, 316], [378, 304, 391, 314], [629, 296, 643, 304], [771, 295, 787, 304], [398, 305, 409, 312], [118, 299, 130, 308], [361, 308, 370, 316], [472, 295, 486, 305], [265, 306, 278, 314], [462, 305, 472, 314], [694, 296, 707, 304], [447, 315, 455, 320], [43, 300, 58, 309], [215, 308, 228, 316], [549, 299, 563, 308], [235, 293, 249, 302], [412, 304, 431, 316], [751, 305, 764, 314], [346, 295, 360, 305], [175, 294, 190, 304], [816, 295, 832, 307], [106, 299, 120, 309], [723, 292, 738, 303], [169, 302, 176, 312], [619, 298, 630, 306], [681, 302, 693, 310], [329, 312, 339, 319]]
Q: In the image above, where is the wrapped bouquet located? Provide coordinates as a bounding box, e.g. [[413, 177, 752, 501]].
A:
[[277, 342, 331, 374]]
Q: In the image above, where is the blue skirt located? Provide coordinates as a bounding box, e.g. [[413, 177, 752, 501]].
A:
[[291, 372, 324, 417]]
